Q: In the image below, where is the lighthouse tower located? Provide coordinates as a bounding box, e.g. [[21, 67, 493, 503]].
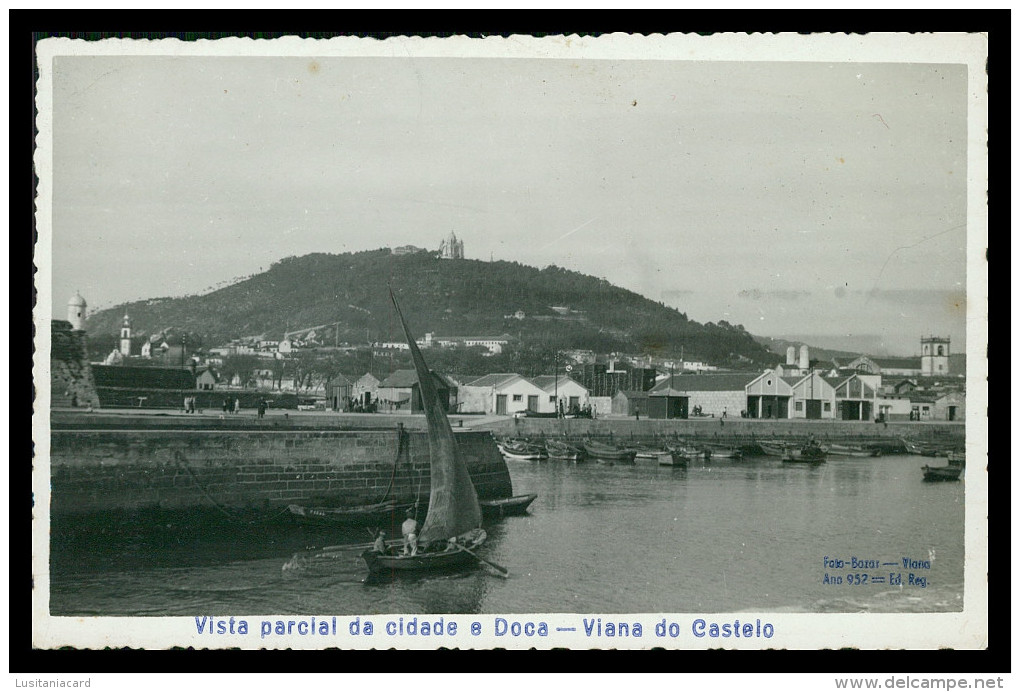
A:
[[68, 292, 87, 331], [119, 315, 133, 356]]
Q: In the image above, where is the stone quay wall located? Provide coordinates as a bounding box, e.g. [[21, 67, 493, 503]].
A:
[[48, 427, 513, 522], [499, 416, 965, 444]]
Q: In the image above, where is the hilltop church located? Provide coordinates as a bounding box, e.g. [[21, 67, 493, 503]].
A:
[[438, 231, 464, 259]]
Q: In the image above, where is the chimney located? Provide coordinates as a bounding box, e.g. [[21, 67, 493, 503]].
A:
[[799, 344, 809, 370], [786, 346, 796, 365]]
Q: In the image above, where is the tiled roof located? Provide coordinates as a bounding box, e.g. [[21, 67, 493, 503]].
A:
[[463, 373, 522, 388], [378, 369, 453, 388], [614, 390, 650, 399], [650, 373, 757, 394], [530, 375, 584, 392], [871, 357, 922, 369]]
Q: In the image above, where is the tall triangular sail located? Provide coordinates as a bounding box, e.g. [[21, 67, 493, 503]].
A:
[[389, 290, 481, 543]]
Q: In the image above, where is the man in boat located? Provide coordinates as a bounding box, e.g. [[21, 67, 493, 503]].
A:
[[372, 529, 388, 554], [401, 509, 419, 556]]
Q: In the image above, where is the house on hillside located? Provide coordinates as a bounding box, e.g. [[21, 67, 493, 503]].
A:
[[530, 375, 589, 415], [433, 334, 511, 355], [459, 373, 547, 416]]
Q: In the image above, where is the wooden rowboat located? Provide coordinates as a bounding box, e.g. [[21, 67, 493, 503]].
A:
[[922, 464, 962, 482], [583, 440, 637, 464], [782, 445, 827, 465], [361, 528, 488, 574], [826, 444, 880, 458], [497, 440, 547, 460], [287, 501, 412, 526], [480, 494, 538, 518], [661, 448, 690, 467], [545, 439, 586, 462]]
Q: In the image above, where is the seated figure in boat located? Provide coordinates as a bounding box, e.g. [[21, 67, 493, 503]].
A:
[[445, 536, 460, 552], [372, 529, 388, 555], [401, 509, 419, 556]]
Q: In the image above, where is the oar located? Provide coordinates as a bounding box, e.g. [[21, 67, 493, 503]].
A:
[[457, 545, 509, 578]]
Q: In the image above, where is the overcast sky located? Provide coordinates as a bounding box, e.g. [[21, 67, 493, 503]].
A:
[[46, 49, 972, 356]]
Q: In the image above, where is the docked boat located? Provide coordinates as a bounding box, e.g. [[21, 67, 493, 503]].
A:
[[825, 444, 881, 458], [705, 445, 743, 459], [582, 440, 637, 464], [922, 464, 963, 482], [632, 444, 671, 462], [902, 438, 941, 457], [480, 493, 538, 518], [497, 439, 547, 460], [361, 292, 498, 577], [661, 447, 690, 467], [287, 501, 412, 527], [545, 439, 586, 462], [782, 444, 827, 465], [758, 441, 790, 457]]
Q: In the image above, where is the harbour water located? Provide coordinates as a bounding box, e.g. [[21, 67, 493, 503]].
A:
[[49, 453, 964, 616]]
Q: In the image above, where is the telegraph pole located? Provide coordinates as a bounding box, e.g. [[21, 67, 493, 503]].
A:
[[554, 351, 559, 416]]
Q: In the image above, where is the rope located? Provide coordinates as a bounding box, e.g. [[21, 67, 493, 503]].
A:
[[176, 454, 239, 521], [374, 424, 405, 504], [175, 453, 297, 525]]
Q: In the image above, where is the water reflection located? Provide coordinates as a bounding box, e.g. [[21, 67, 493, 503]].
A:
[[50, 454, 964, 616]]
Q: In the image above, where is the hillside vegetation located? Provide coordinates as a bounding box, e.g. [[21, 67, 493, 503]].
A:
[[85, 250, 776, 367]]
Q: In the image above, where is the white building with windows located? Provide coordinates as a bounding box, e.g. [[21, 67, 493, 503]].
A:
[[459, 373, 547, 415], [530, 375, 589, 414]]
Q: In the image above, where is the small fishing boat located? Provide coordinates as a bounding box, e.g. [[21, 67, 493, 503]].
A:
[[287, 501, 411, 526], [922, 464, 963, 482], [583, 440, 637, 464], [705, 445, 743, 459], [902, 438, 941, 457], [782, 444, 827, 465], [825, 444, 881, 458], [661, 447, 690, 467], [361, 292, 503, 578], [632, 444, 671, 462], [947, 451, 966, 467], [497, 439, 547, 460], [668, 445, 703, 460], [545, 439, 586, 462], [480, 493, 538, 518], [362, 528, 488, 573], [758, 441, 790, 457]]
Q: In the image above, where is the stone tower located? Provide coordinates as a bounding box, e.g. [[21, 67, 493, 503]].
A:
[[119, 315, 132, 357], [68, 292, 87, 331], [920, 336, 950, 376]]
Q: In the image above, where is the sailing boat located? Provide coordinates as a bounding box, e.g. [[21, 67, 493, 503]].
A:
[[361, 291, 488, 575]]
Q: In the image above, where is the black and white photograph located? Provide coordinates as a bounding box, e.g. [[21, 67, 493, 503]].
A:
[[32, 32, 988, 653]]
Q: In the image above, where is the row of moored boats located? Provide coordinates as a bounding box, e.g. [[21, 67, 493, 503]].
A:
[[497, 437, 965, 475], [497, 437, 859, 467]]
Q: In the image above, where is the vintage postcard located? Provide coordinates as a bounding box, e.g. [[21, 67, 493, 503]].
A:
[[32, 32, 988, 653]]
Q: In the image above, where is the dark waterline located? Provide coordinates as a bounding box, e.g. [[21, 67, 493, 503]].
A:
[[50, 454, 964, 616]]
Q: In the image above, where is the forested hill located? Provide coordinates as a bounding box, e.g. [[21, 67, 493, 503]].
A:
[[85, 249, 776, 366]]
